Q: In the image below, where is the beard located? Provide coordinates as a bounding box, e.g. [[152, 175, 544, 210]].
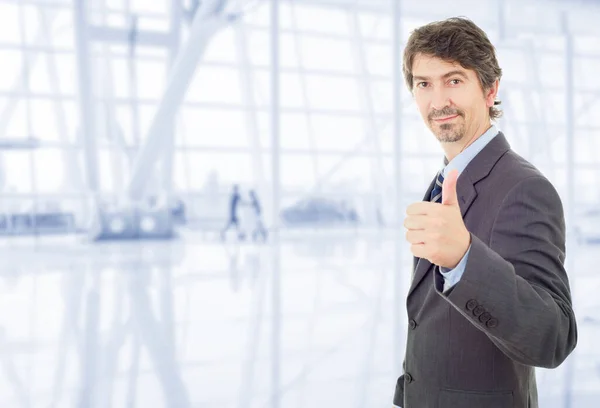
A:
[[428, 107, 465, 143], [434, 121, 466, 143]]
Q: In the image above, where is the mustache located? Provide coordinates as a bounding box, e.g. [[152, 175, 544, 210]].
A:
[[428, 107, 463, 121]]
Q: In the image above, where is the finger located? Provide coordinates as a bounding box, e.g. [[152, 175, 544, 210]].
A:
[[442, 169, 460, 206], [410, 243, 428, 259], [406, 229, 427, 245], [404, 214, 430, 230], [407, 201, 439, 216]]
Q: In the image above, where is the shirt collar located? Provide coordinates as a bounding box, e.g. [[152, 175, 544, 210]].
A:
[[442, 124, 499, 177]]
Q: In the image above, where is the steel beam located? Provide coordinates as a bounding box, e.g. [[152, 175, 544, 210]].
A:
[[269, 1, 281, 408], [392, 0, 405, 381], [74, 0, 100, 193], [127, 7, 228, 200], [88, 26, 172, 47]]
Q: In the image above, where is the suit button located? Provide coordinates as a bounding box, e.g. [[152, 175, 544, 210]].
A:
[[466, 299, 478, 311], [409, 319, 417, 330], [405, 373, 413, 383], [486, 318, 499, 328], [473, 305, 485, 317], [479, 312, 492, 323]]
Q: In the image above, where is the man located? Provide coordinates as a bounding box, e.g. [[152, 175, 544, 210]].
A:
[[221, 184, 245, 241], [393, 17, 577, 408], [248, 189, 268, 242]]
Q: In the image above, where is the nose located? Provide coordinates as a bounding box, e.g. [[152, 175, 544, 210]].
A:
[[430, 87, 450, 111]]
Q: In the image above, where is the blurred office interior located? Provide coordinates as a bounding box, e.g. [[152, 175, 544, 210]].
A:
[[0, 0, 599, 407]]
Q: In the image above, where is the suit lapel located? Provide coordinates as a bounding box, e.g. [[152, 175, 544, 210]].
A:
[[407, 132, 511, 299]]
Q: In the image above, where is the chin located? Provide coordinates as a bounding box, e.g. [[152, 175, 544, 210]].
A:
[[432, 122, 465, 143], [437, 134, 463, 143], [431, 127, 463, 143]]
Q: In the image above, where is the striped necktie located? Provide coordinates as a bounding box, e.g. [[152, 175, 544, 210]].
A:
[[430, 171, 445, 203]]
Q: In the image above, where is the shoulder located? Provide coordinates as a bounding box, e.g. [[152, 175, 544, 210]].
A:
[[491, 149, 554, 189], [496, 149, 545, 181], [478, 149, 562, 213], [492, 151, 562, 211]]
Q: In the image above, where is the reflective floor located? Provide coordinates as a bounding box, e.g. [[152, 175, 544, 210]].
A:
[[0, 230, 597, 407]]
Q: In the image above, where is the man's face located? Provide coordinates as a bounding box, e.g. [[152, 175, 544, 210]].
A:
[[411, 54, 492, 144]]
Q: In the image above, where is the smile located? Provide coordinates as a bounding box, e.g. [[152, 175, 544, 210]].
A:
[[433, 115, 459, 122]]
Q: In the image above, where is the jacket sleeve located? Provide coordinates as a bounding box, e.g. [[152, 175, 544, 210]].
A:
[[436, 176, 577, 368], [439, 244, 471, 292], [393, 374, 404, 407]]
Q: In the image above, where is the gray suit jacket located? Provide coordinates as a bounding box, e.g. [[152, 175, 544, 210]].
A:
[[393, 132, 577, 408]]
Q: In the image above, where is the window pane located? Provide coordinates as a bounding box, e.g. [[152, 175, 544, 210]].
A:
[[110, 57, 132, 99], [30, 99, 60, 142], [579, 57, 600, 91], [4, 99, 29, 139], [182, 152, 254, 188], [317, 155, 373, 192], [300, 37, 355, 73], [280, 113, 311, 150], [179, 108, 249, 148], [50, 9, 75, 49], [293, 5, 351, 35], [33, 148, 67, 193], [0, 4, 21, 44], [131, 0, 169, 15], [135, 59, 167, 100], [187, 66, 243, 104], [280, 72, 306, 108], [311, 114, 366, 152], [0, 50, 23, 92], [2, 151, 33, 193], [205, 28, 238, 64], [365, 44, 391, 77], [305, 75, 361, 111]]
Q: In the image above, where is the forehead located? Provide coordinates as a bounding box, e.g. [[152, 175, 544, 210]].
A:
[[412, 54, 472, 78]]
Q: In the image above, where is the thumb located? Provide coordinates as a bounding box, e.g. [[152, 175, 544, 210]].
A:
[[442, 169, 460, 206]]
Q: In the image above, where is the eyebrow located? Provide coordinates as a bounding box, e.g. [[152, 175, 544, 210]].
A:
[[413, 70, 469, 82]]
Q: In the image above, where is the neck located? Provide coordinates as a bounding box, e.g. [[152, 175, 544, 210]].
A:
[[443, 122, 492, 163]]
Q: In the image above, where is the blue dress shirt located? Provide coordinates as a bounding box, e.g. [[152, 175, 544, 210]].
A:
[[438, 124, 499, 293]]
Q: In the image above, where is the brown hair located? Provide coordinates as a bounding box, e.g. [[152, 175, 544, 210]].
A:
[[403, 17, 503, 120]]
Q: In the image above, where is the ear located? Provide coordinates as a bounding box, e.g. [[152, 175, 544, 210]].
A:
[[485, 79, 500, 108]]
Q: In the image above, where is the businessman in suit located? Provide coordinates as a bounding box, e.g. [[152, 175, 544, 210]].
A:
[[393, 17, 577, 407]]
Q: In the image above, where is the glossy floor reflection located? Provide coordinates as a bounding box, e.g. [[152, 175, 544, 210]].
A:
[[0, 230, 596, 407]]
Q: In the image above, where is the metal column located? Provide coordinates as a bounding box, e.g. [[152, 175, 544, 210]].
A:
[[161, 0, 183, 200], [392, 0, 405, 378], [269, 0, 281, 407], [74, 0, 100, 194], [127, 8, 225, 201], [562, 12, 576, 408]]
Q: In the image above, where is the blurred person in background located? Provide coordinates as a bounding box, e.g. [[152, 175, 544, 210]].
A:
[[221, 184, 245, 241], [248, 189, 267, 242]]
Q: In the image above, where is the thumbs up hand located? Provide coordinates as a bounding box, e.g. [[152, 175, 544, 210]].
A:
[[404, 169, 471, 269]]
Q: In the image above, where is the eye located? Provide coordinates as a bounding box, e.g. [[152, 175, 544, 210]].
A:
[[416, 81, 429, 88], [449, 79, 462, 85]]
